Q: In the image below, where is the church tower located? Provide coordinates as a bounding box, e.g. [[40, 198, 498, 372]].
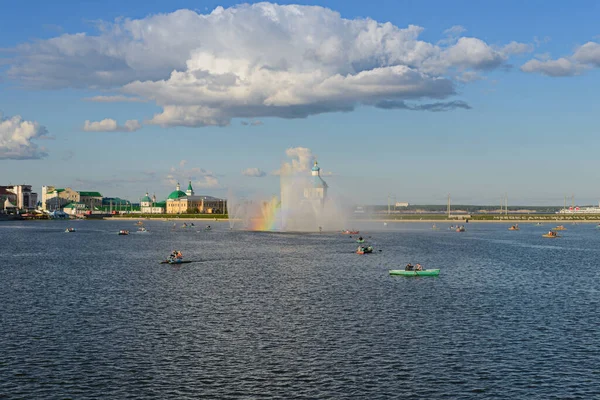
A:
[[186, 181, 194, 196]]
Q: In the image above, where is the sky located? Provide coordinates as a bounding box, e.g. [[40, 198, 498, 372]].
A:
[[1, 0, 599, 206]]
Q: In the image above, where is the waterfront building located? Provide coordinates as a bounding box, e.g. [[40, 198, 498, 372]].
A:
[[0, 185, 37, 210], [0, 187, 18, 207], [63, 202, 87, 215], [42, 186, 80, 210], [166, 182, 225, 214], [140, 193, 166, 214], [78, 191, 103, 210]]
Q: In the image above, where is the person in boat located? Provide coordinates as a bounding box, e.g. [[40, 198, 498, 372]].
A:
[[358, 236, 363, 241], [415, 263, 423, 271], [405, 263, 414, 271]]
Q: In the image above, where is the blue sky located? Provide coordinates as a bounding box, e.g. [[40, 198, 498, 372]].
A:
[[1, 0, 599, 205]]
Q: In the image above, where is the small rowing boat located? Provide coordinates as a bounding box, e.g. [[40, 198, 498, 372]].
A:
[[389, 269, 440, 276]]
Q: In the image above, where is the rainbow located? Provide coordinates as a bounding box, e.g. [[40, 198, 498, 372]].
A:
[[247, 196, 283, 231]]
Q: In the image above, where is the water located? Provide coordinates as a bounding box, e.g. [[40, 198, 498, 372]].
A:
[[1, 220, 599, 399]]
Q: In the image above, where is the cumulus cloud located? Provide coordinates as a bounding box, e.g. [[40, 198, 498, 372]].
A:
[[83, 118, 142, 132], [83, 95, 147, 102], [521, 41, 600, 77], [0, 113, 50, 159], [4, 3, 524, 126], [242, 168, 266, 177], [166, 160, 221, 189]]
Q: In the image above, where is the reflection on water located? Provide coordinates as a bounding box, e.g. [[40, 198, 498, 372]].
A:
[[1, 220, 599, 398]]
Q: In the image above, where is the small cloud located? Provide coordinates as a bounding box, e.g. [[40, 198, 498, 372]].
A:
[[444, 25, 467, 37], [502, 41, 534, 55], [242, 168, 266, 177], [83, 95, 147, 103], [240, 120, 263, 126], [457, 71, 485, 83], [375, 100, 472, 112], [520, 57, 583, 77], [521, 40, 600, 77], [166, 160, 222, 189], [83, 118, 142, 132]]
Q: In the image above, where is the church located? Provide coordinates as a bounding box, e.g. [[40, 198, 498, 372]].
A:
[[165, 181, 225, 214]]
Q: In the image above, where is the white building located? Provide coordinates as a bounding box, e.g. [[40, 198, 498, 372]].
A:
[[140, 193, 166, 214], [303, 161, 328, 207], [0, 185, 37, 210]]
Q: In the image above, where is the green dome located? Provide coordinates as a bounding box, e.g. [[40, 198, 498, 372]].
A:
[[141, 193, 152, 202], [167, 190, 187, 200]]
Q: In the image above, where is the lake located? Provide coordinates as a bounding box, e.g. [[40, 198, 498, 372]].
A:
[[1, 220, 599, 399]]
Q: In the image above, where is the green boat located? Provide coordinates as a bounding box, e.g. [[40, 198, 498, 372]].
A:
[[389, 269, 440, 276]]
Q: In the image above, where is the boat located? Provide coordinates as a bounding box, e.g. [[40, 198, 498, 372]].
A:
[[542, 233, 560, 238], [137, 227, 148, 233], [357, 245, 373, 254], [535, 223, 543, 226], [65, 228, 76, 233], [432, 224, 440, 230], [135, 221, 144, 226], [552, 225, 566, 231], [118, 230, 130, 235], [456, 226, 466, 232], [356, 237, 365, 243], [342, 230, 359, 235], [160, 260, 193, 264], [389, 269, 440, 276], [508, 224, 519, 231]]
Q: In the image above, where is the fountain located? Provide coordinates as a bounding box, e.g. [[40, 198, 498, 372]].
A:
[[228, 152, 348, 232]]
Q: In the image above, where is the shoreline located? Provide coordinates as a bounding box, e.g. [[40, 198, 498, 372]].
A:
[[102, 217, 600, 224]]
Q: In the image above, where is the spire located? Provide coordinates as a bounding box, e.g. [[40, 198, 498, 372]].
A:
[[176, 182, 181, 191], [186, 180, 194, 196]]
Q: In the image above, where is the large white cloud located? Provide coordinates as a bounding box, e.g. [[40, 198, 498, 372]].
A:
[[83, 118, 141, 132], [0, 113, 50, 159], [521, 41, 600, 76], [5, 3, 523, 127]]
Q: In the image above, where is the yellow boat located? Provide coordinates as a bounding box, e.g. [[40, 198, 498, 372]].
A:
[[552, 225, 566, 231], [508, 225, 519, 231], [542, 233, 560, 238]]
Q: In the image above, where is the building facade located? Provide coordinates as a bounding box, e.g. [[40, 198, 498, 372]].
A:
[[166, 182, 226, 214], [303, 161, 328, 207], [0, 185, 37, 210], [42, 186, 80, 210], [78, 191, 103, 210], [140, 193, 165, 214]]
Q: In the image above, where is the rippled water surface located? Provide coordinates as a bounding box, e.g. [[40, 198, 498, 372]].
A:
[[1, 220, 599, 399]]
